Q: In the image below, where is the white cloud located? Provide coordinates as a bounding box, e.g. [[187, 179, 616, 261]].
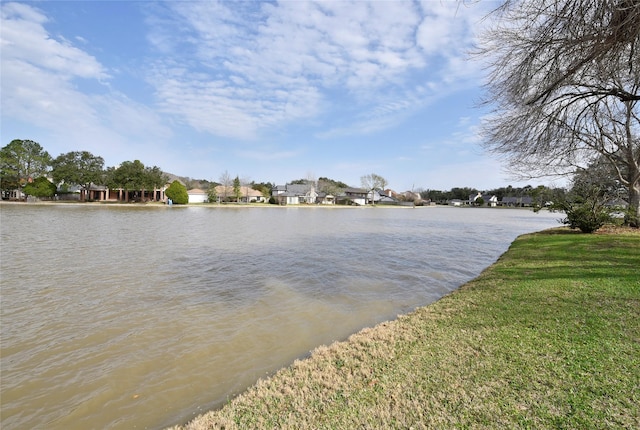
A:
[[1, 2, 109, 80], [1, 2, 171, 165], [143, 1, 490, 141], [1, 0, 502, 187]]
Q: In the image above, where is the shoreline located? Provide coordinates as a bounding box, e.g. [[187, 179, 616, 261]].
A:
[[1, 200, 535, 210], [0, 200, 434, 209], [167, 228, 639, 429]]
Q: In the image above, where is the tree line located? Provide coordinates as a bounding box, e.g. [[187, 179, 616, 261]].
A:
[[0, 138, 555, 205], [0, 140, 168, 201], [0, 137, 635, 232]]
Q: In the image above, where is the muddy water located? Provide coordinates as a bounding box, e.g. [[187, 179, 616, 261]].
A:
[[0, 204, 559, 429]]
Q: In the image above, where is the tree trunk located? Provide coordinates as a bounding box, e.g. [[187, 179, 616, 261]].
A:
[[629, 180, 640, 227]]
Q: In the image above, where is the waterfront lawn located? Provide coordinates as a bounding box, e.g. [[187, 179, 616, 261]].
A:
[[173, 228, 640, 430]]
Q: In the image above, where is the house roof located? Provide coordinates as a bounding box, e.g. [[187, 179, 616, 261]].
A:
[[273, 184, 315, 196], [344, 187, 367, 194], [214, 185, 263, 198], [287, 184, 312, 194], [501, 196, 533, 204], [188, 188, 206, 195]]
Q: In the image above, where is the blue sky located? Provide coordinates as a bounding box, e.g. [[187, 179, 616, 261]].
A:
[[1, 0, 544, 191]]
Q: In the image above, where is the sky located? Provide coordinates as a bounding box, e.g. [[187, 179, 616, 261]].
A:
[[1, 0, 546, 192]]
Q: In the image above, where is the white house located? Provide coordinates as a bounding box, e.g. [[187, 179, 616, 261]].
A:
[[187, 188, 208, 203], [272, 184, 318, 205]]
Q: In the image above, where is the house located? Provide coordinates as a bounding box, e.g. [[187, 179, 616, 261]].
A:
[[2, 189, 25, 200], [367, 190, 399, 205], [272, 184, 318, 205], [366, 189, 382, 204], [470, 193, 499, 207], [53, 181, 168, 202], [316, 192, 335, 205], [368, 189, 399, 205], [214, 185, 266, 203], [501, 196, 534, 207], [339, 187, 368, 205], [605, 198, 628, 209], [378, 195, 399, 205], [188, 188, 208, 204], [243, 187, 266, 203], [401, 191, 421, 202]]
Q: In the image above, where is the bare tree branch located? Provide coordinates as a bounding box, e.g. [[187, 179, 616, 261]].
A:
[[478, 0, 640, 221]]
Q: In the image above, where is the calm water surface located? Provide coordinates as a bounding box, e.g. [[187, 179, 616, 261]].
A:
[[0, 204, 560, 429]]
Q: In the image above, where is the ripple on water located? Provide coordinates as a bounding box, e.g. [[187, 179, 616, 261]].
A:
[[0, 205, 560, 429]]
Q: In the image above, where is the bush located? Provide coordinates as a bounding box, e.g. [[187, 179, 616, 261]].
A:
[[558, 202, 612, 233], [23, 176, 57, 199], [624, 207, 639, 228], [165, 180, 188, 204]]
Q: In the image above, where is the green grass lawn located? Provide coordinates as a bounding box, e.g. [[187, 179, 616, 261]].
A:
[[172, 228, 640, 430]]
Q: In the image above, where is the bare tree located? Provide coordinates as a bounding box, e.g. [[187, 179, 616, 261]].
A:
[[360, 173, 388, 205], [219, 170, 232, 202], [479, 0, 640, 223]]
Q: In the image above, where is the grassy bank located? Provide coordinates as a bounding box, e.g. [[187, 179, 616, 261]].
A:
[[171, 228, 640, 429]]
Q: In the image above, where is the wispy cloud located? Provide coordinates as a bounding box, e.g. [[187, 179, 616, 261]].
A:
[[1, 2, 171, 163], [144, 0, 490, 141], [1, 2, 109, 80], [1, 0, 504, 188]]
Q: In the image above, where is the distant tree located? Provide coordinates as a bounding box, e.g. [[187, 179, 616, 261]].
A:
[[51, 151, 104, 201], [182, 178, 196, 190], [165, 180, 188, 204], [207, 183, 218, 203], [0, 139, 51, 197], [422, 189, 453, 203], [143, 165, 168, 201], [105, 160, 145, 201], [318, 176, 349, 190], [232, 176, 242, 202], [360, 173, 388, 205], [316, 177, 347, 201], [23, 176, 57, 199], [450, 187, 477, 201], [219, 170, 232, 202]]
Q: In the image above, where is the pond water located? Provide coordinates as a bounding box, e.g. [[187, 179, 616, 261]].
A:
[[0, 203, 560, 429]]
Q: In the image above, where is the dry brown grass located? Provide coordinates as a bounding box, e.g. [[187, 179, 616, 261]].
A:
[[595, 224, 640, 235]]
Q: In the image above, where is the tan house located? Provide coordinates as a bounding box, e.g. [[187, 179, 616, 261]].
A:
[[214, 185, 266, 203]]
